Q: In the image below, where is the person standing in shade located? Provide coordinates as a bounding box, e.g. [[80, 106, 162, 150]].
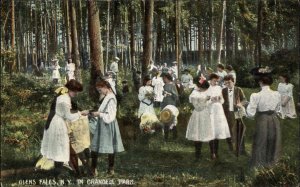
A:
[[51, 58, 61, 84], [138, 76, 156, 118], [208, 73, 231, 159], [186, 77, 215, 161], [161, 63, 169, 75], [41, 80, 88, 177], [244, 74, 281, 167], [110, 57, 119, 88], [161, 73, 179, 109], [90, 80, 124, 176], [152, 70, 164, 108], [66, 58, 75, 81], [171, 61, 178, 80], [277, 74, 297, 119], [216, 64, 227, 87], [222, 75, 247, 156], [181, 69, 193, 89], [225, 65, 236, 84]]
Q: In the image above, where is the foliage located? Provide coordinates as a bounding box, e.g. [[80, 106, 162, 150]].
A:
[[253, 156, 299, 186]]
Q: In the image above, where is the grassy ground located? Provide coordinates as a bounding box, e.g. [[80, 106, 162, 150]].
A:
[[1, 75, 299, 186]]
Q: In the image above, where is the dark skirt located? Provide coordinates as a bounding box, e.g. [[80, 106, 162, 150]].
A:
[[250, 112, 281, 167]]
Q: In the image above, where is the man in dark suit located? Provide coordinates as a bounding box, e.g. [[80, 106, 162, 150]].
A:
[[222, 75, 247, 156]]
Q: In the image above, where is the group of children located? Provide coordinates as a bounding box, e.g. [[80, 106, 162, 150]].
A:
[[39, 59, 297, 178], [137, 64, 297, 168]]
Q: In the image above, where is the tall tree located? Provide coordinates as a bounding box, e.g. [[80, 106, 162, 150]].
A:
[[256, 0, 264, 67], [129, 0, 136, 67], [69, 0, 81, 81], [87, 0, 103, 101], [217, 0, 226, 64], [10, 0, 16, 74], [142, 0, 154, 78]]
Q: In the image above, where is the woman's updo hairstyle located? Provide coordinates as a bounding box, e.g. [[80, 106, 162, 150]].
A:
[[65, 79, 83, 92], [96, 79, 112, 89]]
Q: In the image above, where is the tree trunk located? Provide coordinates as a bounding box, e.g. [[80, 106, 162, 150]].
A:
[[198, 18, 203, 65], [175, 0, 180, 76], [64, 0, 72, 58], [105, 0, 111, 72], [226, 0, 234, 64], [217, 0, 226, 64], [129, 1, 136, 67], [142, 0, 154, 78], [69, 0, 81, 81], [256, 0, 263, 67], [87, 0, 104, 101], [208, 0, 213, 66], [10, 0, 16, 74]]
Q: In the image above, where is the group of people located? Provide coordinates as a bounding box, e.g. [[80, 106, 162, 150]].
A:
[[40, 78, 124, 177], [39, 57, 297, 178], [136, 63, 297, 168]]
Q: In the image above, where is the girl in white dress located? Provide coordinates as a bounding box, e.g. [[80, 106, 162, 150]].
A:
[[51, 59, 61, 84], [208, 73, 231, 159], [186, 77, 215, 160], [41, 80, 89, 176], [138, 76, 156, 118], [152, 71, 164, 108], [66, 58, 75, 81], [277, 74, 297, 119]]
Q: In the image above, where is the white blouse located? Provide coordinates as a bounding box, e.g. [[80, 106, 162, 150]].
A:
[[138, 86, 154, 104], [208, 85, 224, 104], [98, 93, 117, 124], [246, 86, 281, 117]]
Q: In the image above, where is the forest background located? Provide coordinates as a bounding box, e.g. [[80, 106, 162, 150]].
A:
[[1, 0, 299, 186]]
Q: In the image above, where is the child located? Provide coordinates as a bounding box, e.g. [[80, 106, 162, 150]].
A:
[[186, 77, 214, 161]]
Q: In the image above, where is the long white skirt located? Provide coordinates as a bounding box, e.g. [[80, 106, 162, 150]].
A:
[[210, 103, 231, 139], [280, 96, 297, 119], [41, 115, 70, 162], [186, 109, 214, 142]]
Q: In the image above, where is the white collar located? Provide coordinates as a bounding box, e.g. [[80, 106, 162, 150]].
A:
[[261, 86, 270, 91]]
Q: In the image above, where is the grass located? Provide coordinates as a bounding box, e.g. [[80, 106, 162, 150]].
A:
[[2, 111, 298, 186]]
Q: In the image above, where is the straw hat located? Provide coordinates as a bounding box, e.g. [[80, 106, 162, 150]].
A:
[[160, 108, 173, 124]]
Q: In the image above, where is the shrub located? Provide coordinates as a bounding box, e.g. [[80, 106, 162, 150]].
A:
[[252, 156, 299, 186]]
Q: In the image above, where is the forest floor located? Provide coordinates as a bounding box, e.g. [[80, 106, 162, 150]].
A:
[[1, 74, 299, 186]]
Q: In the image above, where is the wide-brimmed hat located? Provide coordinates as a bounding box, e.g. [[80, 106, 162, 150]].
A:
[[160, 109, 173, 124], [172, 61, 177, 64], [114, 56, 120, 61]]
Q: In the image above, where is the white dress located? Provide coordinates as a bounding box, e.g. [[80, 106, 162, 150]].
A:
[[52, 65, 61, 80], [152, 76, 164, 102], [66, 63, 75, 80], [41, 94, 81, 162], [186, 90, 214, 142], [277, 83, 297, 119], [208, 85, 231, 139], [138, 86, 156, 118]]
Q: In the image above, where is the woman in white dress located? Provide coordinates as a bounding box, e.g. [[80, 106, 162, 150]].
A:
[[186, 77, 215, 160], [277, 74, 297, 119], [51, 59, 61, 84], [66, 58, 75, 81], [208, 73, 231, 159], [152, 71, 164, 108], [138, 76, 156, 118], [41, 80, 88, 176]]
